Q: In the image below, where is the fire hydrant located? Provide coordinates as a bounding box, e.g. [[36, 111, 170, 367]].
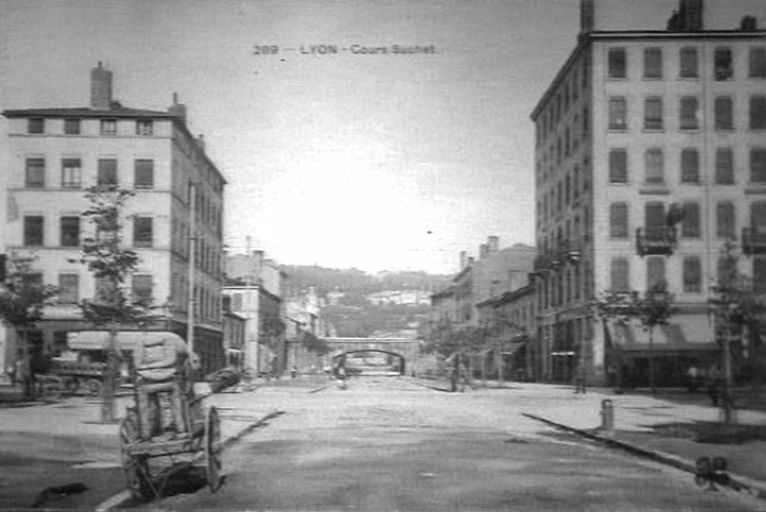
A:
[[600, 399, 614, 434]]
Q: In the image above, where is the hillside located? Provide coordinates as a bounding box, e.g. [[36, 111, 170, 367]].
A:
[[280, 265, 450, 337]]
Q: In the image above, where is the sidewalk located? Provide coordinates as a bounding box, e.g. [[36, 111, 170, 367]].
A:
[[0, 381, 290, 510], [516, 383, 766, 500]]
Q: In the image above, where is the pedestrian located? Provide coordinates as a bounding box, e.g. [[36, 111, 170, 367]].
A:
[[706, 363, 722, 406], [18, 353, 32, 400], [446, 352, 459, 392], [291, 365, 297, 379], [574, 364, 587, 394], [686, 364, 699, 393]]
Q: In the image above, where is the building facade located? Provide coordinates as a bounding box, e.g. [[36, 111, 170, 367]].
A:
[[531, 0, 766, 385], [2, 63, 227, 375]]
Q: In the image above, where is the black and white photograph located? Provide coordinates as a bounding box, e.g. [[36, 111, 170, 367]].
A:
[[1, 0, 766, 510]]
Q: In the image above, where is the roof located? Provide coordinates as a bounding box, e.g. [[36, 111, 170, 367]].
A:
[[2, 106, 175, 119]]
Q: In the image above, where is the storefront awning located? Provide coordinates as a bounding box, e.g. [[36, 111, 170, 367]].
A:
[[607, 314, 718, 353], [67, 331, 184, 352]]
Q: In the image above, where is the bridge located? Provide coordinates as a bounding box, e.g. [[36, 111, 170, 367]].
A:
[[325, 337, 420, 375]]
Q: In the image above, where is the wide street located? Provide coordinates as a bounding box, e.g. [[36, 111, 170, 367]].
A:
[[133, 377, 764, 512]]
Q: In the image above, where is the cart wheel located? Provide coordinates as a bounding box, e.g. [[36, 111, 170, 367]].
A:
[[84, 378, 103, 397], [204, 406, 223, 492], [63, 377, 80, 395], [119, 410, 151, 499], [42, 376, 62, 401]]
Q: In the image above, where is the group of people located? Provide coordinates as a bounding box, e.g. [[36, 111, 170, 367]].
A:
[[8, 349, 52, 400]]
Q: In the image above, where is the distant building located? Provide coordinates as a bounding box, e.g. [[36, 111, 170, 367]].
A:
[[1, 63, 227, 376], [366, 289, 431, 306], [222, 251, 286, 376], [531, 0, 766, 385]]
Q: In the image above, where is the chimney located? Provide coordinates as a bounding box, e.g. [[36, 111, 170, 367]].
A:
[[459, 251, 467, 269], [580, 0, 595, 34], [479, 244, 489, 260], [90, 62, 113, 110], [467, 257, 475, 267], [168, 92, 187, 122], [488, 236, 499, 253], [678, 0, 703, 31], [196, 134, 205, 151]]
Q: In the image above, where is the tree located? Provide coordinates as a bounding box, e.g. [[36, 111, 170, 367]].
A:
[[592, 282, 676, 393], [710, 241, 766, 424], [79, 186, 154, 422], [0, 255, 57, 398]]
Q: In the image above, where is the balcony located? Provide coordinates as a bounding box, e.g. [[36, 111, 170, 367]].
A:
[[742, 227, 766, 256], [636, 226, 676, 256], [534, 240, 582, 275]]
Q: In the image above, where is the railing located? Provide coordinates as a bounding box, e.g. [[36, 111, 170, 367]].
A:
[[636, 226, 676, 256], [742, 227, 766, 256]]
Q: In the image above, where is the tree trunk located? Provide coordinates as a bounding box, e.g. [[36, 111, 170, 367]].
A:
[[101, 326, 119, 422]]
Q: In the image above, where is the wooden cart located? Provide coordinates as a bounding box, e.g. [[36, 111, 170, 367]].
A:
[[118, 372, 223, 499]]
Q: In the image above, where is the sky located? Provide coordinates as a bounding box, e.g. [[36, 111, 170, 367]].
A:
[[2, 0, 748, 275]]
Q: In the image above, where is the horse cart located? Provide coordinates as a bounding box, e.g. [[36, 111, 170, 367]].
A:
[[118, 333, 223, 499], [48, 360, 107, 397]]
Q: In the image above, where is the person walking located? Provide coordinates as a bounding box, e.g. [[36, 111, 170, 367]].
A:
[[686, 364, 700, 393]]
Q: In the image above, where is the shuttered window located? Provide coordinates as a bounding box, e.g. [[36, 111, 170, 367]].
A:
[[716, 201, 736, 239], [610, 202, 629, 238], [683, 256, 702, 293], [681, 148, 700, 183], [681, 202, 700, 238], [715, 148, 734, 184], [647, 257, 666, 290], [645, 202, 665, 241], [645, 148, 664, 184], [609, 148, 628, 183], [610, 258, 630, 292]]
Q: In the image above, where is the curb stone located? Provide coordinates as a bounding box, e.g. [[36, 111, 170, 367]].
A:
[[522, 412, 766, 501]]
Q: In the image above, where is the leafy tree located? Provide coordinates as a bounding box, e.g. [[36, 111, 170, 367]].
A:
[[593, 281, 676, 393], [78, 186, 154, 422], [0, 255, 57, 397]]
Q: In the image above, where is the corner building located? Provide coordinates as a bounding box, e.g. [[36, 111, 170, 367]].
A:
[[531, 0, 766, 386], [2, 64, 227, 375]]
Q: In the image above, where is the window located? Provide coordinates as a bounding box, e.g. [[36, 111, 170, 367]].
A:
[[645, 202, 665, 241], [646, 256, 666, 290], [680, 47, 698, 78], [750, 96, 766, 130], [751, 148, 766, 183], [714, 47, 733, 80], [644, 148, 664, 184], [100, 119, 117, 135], [97, 159, 118, 186], [608, 96, 627, 130], [755, 258, 766, 295], [716, 201, 736, 239], [680, 96, 699, 129], [715, 148, 734, 184], [61, 158, 82, 188], [58, 274, 79, 303], [683, 257, 702, 293], [25, 158, 45, 188], [750, 47, 766, 78], [715, 96, 733, 130], [23, 216, 44, 246], [681, 148, 700, 183], [644, 97, 663, 130], [609, 148, 628, 183], [681, 202, 700, 238], [643, 47, 662, 78], [28, 118, 44, 134], [610, 257, 630, 292], [752, 202, 766, 240], [609, 202, 629, 238], [64, 118, 80, 135], [134, 159, 154, 189], [136, 120, 153, 136], [608, 48, 627, 78], [132, 274, 153, 302], [133, 217, 153, 247], [60, 216, 80, 247]]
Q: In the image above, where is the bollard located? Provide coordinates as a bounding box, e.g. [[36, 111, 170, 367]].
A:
[[600, 399, 615, 435]]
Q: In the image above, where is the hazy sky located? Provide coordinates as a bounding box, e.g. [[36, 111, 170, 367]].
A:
[[2, 0, 728, 274]]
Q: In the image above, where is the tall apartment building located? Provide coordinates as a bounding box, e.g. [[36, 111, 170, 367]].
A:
[[2, 63, 227, 375], [531, 0, 766, 385]]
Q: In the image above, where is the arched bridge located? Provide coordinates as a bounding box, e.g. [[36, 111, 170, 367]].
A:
[[325, 337, 420, 375]]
